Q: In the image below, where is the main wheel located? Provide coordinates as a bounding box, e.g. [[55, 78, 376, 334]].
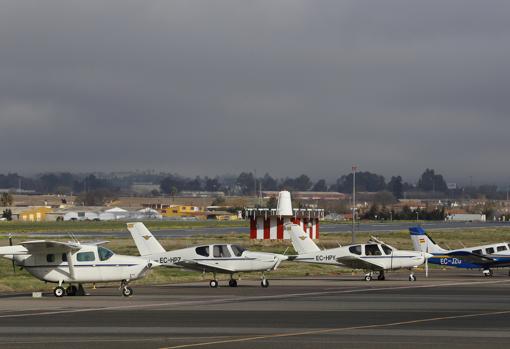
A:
[[209, 280, 218, 288], [261, 279, 269, 288], [54, 286, 65, 297], [122, 286, 133, 297], [409, 275, 416, 281], [228, 279, 238, 287], [66, 285, 77, 296], [364, 275, 372, 281], [377, 274, 385, 281]]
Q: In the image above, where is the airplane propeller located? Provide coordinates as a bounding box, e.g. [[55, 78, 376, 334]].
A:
[[8, 234, 15, 273]]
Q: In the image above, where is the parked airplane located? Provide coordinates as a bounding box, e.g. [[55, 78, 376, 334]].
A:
[[0, 239, 157, 297], [410, 226, 510, 276], [127, 222, 286, 287], [287, 223, 430, 281]]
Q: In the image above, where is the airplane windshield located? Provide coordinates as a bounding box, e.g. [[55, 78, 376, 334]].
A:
[[231, 245, 246, 257], [381, 245, 393, 255], [98, 246, 114, 261]]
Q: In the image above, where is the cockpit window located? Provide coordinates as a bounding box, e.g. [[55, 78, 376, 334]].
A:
[[213, 245, 231, 258], [98, 246, 114, 261], [231, 245, 245, 257], [365, 244, 382, 256], [77, 252, 95, 262], [381, 245, 393, 255], [349, 245, 362, 255], [195, 246, 209, 257], [472, 249, 482, 255]]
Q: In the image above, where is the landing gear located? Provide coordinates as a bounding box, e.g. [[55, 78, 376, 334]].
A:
[[228, 278, 238, 287], [483, 269, 493, 277], [66, 285, 78, 296], [261, 278, 269, 288], [120, 280, 133, 297], [53, 286, 65, 297], [377, 271, 385, 281], [122, 286, 133, 297], [409, 273, 416, 282], [364, 273, 372, 281], [209, 272, 219, 288]]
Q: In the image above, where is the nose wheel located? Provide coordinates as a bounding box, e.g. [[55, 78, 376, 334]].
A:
[[261, 278, 269, 288], [483, 269, 493, 277], [53, 286, 65, 297], [409, 273, 416, 281]]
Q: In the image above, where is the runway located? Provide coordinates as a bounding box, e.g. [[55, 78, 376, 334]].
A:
[[1, 270, 510, 348]]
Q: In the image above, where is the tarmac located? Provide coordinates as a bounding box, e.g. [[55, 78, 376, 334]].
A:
[[1, 270, 510, 348]]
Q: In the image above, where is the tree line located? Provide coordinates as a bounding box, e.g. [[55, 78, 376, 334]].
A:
[[0, 169, 508, 200]]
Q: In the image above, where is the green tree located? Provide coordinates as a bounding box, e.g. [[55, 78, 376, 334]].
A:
[[0, 193, 13, 206], [417, 169, 447, 192], [387, 176, 404, 199], [2, 209, 12, 221], [312, 179, 328, 192]]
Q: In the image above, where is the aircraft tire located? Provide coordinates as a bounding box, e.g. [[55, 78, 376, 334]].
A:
[[209, 280, 218, 288], [261, 279, 269, 288], [364, 275, 372, 281], [409, 275, 416, 281], [54, 286, 65, 297], [377, 274, 385, 281], [66, 285, 77, 296], [122, 286, 133, 297], [228, 279, 238, 287]]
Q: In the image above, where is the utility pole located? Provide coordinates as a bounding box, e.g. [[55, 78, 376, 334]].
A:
[[352, 165, 357, 244]]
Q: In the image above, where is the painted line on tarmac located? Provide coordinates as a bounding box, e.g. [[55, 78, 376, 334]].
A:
[[0, 279, 508, 319], [158, 308, 510, 349]]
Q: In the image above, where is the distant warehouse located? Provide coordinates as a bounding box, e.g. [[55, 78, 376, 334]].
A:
[[446, 213, 486, 222]]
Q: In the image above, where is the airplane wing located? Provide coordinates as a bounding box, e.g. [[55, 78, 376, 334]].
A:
[[20, 240, 81, 253], [336, 256, 384, 271], [174, 259, 236, 273]]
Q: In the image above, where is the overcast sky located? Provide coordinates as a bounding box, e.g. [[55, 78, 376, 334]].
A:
[[1, 1, 510, 184]]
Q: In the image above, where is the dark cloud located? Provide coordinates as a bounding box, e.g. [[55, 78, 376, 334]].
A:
[[1, 0, 510, 184]]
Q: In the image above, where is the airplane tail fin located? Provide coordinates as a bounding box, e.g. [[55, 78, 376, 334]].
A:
[[126, 222, 166, 256], [286, 223, 321, 255], [409, 226, 446, 254]]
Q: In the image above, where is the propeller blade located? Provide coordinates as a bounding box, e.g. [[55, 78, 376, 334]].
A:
[[425, 245, 429, 278]]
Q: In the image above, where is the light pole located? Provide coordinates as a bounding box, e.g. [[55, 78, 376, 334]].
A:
[[352, 165, 357, 244]]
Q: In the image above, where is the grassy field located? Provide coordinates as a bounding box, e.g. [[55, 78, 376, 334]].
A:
[[1, 227, 510, 292]]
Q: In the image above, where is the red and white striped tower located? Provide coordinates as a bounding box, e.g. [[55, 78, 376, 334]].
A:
[[247, 191, 323, 240]]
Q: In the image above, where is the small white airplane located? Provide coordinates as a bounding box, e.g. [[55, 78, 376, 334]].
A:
[[127, 222, 287, 287], [287, 223, 431, 281], [0, 238, 157, 297]]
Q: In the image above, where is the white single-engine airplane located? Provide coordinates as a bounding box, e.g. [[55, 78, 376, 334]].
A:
[[127, 222, 286, 287], [287, 223, 431, 281], [0, 238, 157, 297]]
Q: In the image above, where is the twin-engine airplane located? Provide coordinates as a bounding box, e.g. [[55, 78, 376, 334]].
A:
[[287, 223, 431, 281], [0, 239, 157, 297], [127, 222, 287, 287], [410, 226, 510, 276]]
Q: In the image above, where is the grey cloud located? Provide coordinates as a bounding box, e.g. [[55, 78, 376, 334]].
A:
[[1, 0, 510, 183]]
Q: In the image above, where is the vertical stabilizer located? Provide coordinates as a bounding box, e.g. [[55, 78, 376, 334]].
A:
[[409, 226, 447, 254], [286, 223, 320, 254], [127, 222, 166, 256]]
